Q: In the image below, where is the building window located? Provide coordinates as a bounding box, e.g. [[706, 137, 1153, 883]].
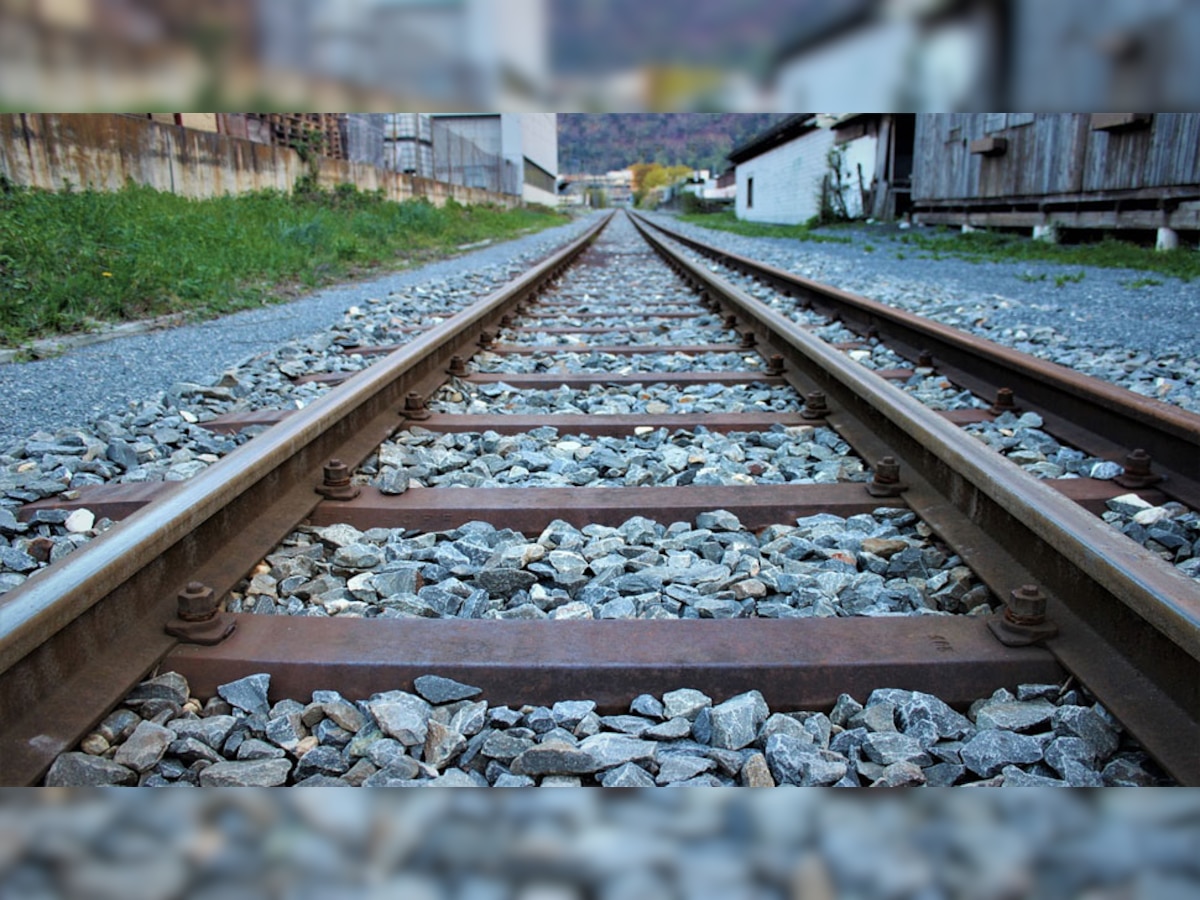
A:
[[523, 159, 556, 193], [747, 177, 754, 208]]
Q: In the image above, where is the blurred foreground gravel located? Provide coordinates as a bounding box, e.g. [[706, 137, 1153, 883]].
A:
[[1, 789, 1198, 898]]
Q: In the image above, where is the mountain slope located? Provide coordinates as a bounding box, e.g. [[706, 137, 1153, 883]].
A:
[[557, 114, 792, 175]]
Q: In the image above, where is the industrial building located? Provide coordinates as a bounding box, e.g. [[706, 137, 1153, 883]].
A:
[[431, 114, 559, 206]]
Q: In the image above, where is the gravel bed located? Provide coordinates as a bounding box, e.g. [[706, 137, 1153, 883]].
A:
[[518, 311, 706, 327], [496, 325, 739, 347], [225, 509, 983, 621], [0, 217, 603, 596], [430, 380, 802, 415], [43, 668, 1171, 787], [651, 213, 1200, 414], [1103, 492, 1200, 583], [366, 425, 867, 492], [965, 411, 1122, 479], [469, 349, 764, 374]]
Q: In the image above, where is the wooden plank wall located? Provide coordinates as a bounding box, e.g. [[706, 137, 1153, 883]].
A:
[[912, 114, 1200, 203]]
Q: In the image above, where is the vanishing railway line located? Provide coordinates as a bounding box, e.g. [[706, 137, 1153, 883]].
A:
[[2, 210, 1198, 786]]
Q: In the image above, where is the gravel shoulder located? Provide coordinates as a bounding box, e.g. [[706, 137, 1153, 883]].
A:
[[0, 214, 602, 450]]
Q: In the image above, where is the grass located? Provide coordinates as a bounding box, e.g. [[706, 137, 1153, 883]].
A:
[[893, 228, 1199, 282], [676, 210, 853, 244], [0, 181, 570, 348], [676, 211, 1199, 282], [1126, 276, 1165, 289]]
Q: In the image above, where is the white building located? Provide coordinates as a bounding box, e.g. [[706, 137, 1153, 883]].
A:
[[730, 113, 915, 224], [729, 115, 834, 225], [432, 113, 558, 205]]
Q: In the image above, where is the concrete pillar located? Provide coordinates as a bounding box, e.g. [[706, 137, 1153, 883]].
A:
[[1157, 227, 1179, 251], [1033, 224, 1059, 243]]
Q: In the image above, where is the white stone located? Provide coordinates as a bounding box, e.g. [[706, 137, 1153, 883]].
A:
[[64, 508, 95, 533], [1132, 506, 1172, 526]]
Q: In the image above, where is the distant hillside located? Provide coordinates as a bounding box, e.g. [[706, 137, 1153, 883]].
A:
[[557, 114, 791, 175]]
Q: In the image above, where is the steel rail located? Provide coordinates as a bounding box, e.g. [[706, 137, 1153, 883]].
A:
[[634, 214, 1200, 510], [632, 215, 1200, 784], [0, 213, 612, 785]]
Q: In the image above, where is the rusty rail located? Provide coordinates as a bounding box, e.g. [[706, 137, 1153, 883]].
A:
[[631, 215, 1200, 783], [0, 213, 613, 786]]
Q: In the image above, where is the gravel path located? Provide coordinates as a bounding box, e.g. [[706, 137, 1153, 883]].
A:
[[649, 213, 1200, 412], [0, 215, 602, 450]]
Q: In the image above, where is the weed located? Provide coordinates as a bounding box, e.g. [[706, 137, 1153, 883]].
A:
[[1126, 276, 1164, 288], [1016, 272, 1047, 283], [1053, 271, 1086, 288], [862, 244, 875, 253]]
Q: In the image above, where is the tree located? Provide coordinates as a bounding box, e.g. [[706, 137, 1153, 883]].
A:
[[631, 162, 693, 206]]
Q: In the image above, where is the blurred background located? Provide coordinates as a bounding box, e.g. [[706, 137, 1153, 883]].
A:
[[1, 0, 1198, 112], [1, 789, 1199, 899]]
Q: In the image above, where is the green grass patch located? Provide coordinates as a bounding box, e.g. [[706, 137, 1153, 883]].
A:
[[676, 210, 854, 245], [893, 228, 1198, 282], [0, 181, 569, 348], [1126, 276, 1164, 289], [1053, 271, 1087, 288]]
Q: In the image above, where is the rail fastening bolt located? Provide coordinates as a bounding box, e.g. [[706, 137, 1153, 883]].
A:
[[317, 458, 361, 502], [499, 314, 513, 328], [802, 391, 830, 419], [724, 314, 738, 329], [918, 350, 934, 368], [867, 456, 908, 497], [990, 387, 1017, 415], [478, 330, 495, 349], [1124, 448, 1152, 476], [1114, 447, 1163, 488], [404, 391, 431, 420], [447, 355, 468, 377], [177, 581, 217, 622], [765, 354, 785, 376], [1006, 584, 1047, 625], [874, 457, 900, 485], [740, 331, 757, 348]]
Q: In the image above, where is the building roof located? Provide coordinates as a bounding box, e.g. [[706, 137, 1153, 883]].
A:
[[727, 113, 819, 164]]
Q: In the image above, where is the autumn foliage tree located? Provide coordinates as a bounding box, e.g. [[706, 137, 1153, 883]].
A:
[[631, 163, 694, 207]]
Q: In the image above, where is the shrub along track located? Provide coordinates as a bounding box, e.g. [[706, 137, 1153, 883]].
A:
[[2, 210, 1198, 786]]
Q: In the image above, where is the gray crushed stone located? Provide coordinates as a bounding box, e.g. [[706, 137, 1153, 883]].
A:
[[364, 425, 867, 491], [44, 669, 1172, 787], [224, 510, 989, 621]]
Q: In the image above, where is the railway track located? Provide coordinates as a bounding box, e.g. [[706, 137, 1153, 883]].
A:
[[3, 210, 1198, 787]]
